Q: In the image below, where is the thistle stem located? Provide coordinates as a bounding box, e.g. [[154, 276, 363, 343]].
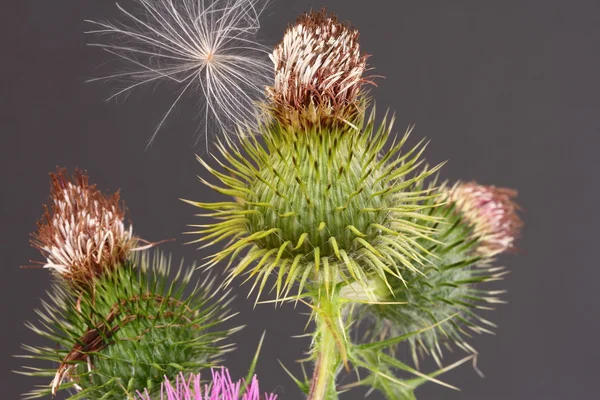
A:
[[308, 293, 342, 400]]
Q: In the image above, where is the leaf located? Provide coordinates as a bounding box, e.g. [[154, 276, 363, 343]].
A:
[[240, 331, 266, 397], [278, 360, 310, 394], [355, 314, 458, 352]]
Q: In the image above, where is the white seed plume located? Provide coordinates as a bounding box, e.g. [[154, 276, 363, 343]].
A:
[[86, 0, 273, 146]]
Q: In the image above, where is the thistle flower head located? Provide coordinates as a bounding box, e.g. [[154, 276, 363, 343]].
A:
[[30, 169, 137, 287], [267, 9, 369, 128], [446, 181, 522, 257], [86, 0, 272, 146], [137, 368, 277, 400]]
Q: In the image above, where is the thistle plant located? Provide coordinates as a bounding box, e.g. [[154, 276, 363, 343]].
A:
[[17, 2, 523, 400], [184, 8, 523, 400]]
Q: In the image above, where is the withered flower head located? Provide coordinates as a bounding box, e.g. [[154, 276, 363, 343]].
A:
[[268, 9, 370, 128], [447, 182, 523, 257], [30, 169, 137, 286]]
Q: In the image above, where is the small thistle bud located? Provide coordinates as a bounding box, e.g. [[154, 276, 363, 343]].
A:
[[446, 182, 523, 257], [29, 169, 137, 287], [268, 9, 369, 128], [21, 251, 238, 399], [355, 187, 517, 368], [137, 368, 277, 400]]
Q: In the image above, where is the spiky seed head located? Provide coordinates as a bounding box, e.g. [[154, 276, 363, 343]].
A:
[[137, 369, 277, 400], [267, 9, 369, 129], [446, 182, 522, 257], [29, 169, 137, 287], [86, 0, 272, 146]]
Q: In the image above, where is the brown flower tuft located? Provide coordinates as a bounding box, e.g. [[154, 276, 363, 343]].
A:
[[29, 169, 137, 287], [267, 9, 371, 129], [447, 182, 523, 257]]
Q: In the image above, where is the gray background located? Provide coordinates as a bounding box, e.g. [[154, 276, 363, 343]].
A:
[[2, 0, 599, 399]]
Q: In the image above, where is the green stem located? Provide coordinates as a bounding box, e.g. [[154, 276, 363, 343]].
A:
[[308, 293, 342, 400]]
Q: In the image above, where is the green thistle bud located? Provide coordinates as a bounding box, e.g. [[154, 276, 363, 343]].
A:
[[187, 111, 444, 301], [19, 251, 237, 399], [355, 183, 522, 367]]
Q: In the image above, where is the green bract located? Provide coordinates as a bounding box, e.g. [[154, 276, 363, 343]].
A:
[[19, 251, 237, 399]]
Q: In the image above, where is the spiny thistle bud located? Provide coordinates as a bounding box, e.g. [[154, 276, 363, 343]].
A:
[[137, 369, 277, 400], [20, 251, 238, 399], [267, 9, 369, 129], [29, 169, 138, 287], [446, 181, 523, 257], [355, 184, 521, 368], [188, 113, 443, 302]]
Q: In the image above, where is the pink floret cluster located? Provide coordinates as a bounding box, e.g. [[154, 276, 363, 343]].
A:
[[137, 368, 277, 400]]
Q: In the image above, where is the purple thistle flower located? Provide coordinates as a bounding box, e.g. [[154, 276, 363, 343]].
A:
[[446, 181, 523, 257], [137, 368, 277, 400]]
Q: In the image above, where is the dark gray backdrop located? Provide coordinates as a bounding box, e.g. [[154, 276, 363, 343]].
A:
[[2, 1, 599, 399]]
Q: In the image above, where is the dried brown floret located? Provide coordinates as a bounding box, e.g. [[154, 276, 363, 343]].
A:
[[267, 9, 372, 129], [29, 169, 138, 287]]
